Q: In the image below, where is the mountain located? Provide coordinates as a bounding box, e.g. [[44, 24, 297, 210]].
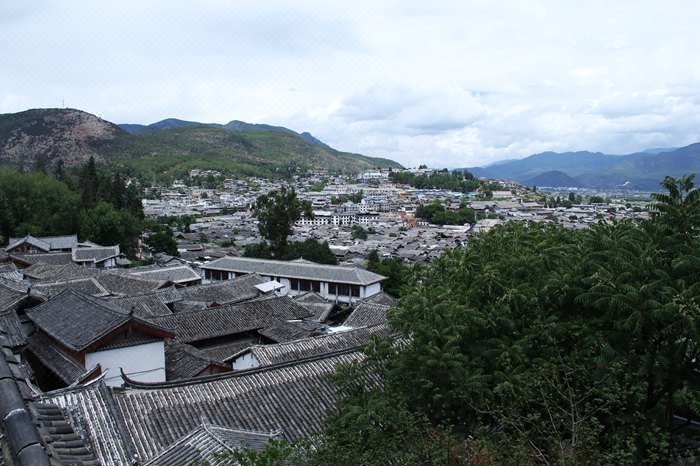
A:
[[463, 144, 700, 189], [524, 170, 584, 188], [0, 108, 402, 177]]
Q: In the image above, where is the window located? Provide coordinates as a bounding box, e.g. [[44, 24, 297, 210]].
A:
[[205, 269, 228, 281], [328, 283, 360, 297], [290, 278, 320, 292]]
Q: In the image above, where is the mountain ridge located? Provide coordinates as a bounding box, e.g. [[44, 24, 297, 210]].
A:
[[461, 143, 700, 189], [0, 108, 402, 177]]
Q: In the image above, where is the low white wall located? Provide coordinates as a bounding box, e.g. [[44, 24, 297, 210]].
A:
[[85, 341, 165, 387]]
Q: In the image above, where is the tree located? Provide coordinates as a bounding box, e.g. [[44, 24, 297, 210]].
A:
[[320, 173, 700, 463], [81, 202, 142, 257], [80, 155, 98, 209], [252, 187, 312, 258], [145, 231, 179, 256], [351, 224, 368, 240]]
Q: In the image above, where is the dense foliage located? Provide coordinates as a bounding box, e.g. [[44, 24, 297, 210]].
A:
[[416, 200, 476, 225], [252, 187, 312, 258], [390, 169, 504, 194], [0, 161, 144, 257], [244, 238, 338, 265], [316, 175, 700, 464], [366, 250, 411, 297]]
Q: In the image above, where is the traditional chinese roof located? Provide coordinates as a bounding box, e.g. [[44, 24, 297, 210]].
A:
[[257, 320, 324, 343], [26, 289, 173, 353], [165, 340, 230, 381], [228, 323, 392, 367], [40, 349, 365, 464], [343, 302, 390, 328], [178, 273, 266, 305], [200, 256, 386, 285], [361, 290, 396, 306], [8, 252, 74, 267], [22, 263, 98, 281], [127, 265, 201, 285], [149, 296, 313, 344], [31, 277, 111, 299], [95, 271, 167, 295], [71, 246, 121, 265], [144, 421, 279, 466]]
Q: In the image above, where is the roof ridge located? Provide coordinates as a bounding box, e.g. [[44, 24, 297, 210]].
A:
[[121, 346, 362, 389]]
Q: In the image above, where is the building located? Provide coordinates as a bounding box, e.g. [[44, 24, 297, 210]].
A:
[[25, 289, 175, 388], [199, 257, 386, 303]]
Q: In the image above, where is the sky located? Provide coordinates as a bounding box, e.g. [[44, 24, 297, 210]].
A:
[[2, 1, 700, 168]]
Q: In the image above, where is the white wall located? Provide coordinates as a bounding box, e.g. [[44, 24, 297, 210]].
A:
[[364, 282, 382, 298], [85, 341, 165, 387], [232, 352, 260, 371]]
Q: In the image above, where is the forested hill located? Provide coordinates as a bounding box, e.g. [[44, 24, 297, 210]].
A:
[[462, 144, 700, 189], [0, 108, 402, 178]]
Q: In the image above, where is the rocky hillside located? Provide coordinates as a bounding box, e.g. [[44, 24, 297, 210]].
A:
[[0, 108, 402, 176], [0, 108, 124, 168]]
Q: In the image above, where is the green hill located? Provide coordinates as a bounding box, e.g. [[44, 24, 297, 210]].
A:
[[0, 108, 402, 180]]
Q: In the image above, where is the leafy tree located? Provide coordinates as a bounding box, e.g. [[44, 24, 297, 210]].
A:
[[252, 187, 312, 258], [321, 175, 700, 464], [351, 224, 368, 240], [80, 155, 99, 209], [0, 168, 81, 241], [282, 238, 338, 265], [81, 202, 141, 257], [366, 251, 409, 297], [145, 231, 179, 256]]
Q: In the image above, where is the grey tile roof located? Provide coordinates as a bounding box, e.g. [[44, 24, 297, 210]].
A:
[[343, 303, 390, 328], [1, 333, 98, 466], [149, 296, 313, 344], [230, 323, 393, 366], [40, 349, 365, 463], [72, 246, 120, 264], [26, 332, 87, 385], [108, 293, 174, 319], [196, 338, 258, 362], [96, 271, 166, 295], [200, 256, 386, 285], [0, 282, 27, 311], [165, 340, 229, 381], [128, 265, 202, 285], [22, 262, 98, 281], [26, 289, 171, 352], [362, 291, 396, 306], [6, 234, 51, 252], [178, 273, 266, 305], [293, 293, 338, 323], [257, 320, 322, 343], [31, 277, 111, 299], [0, 307, 26, 348], [9, 252, 74, 266], [7, 234, 79, 252], [144, 421, 278, 466]]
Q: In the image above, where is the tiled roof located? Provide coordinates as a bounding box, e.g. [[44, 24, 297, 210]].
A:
[[178, 273, 266, 305], [26, 289, 171, 352], [0, 307, 26, 348], [257, 320, 323, 343], [149, 296, 313, 344], [23, 262, 98, 281], [72, 246, 120, 264], [109, 292, 174, 319], [7, 234, 80, 252], [165, 340, 229, 381], [144, 422, 278, 466], [343, 303, 390, 328], [40, 349, 365, 463], [0, 332, 98, 466], [362, 291, 396, 306], [31, 277, 111, 299], [230, 323, 393, 367], [9, 252, 74, 266], [5, 234, 51, 252], [128, 265, 202, 284], [0, 282, 27, 310], [200, 256, 386, 285], [96, 271, 166, 295], [196, 338, 258, 362], [26, 332, 88, 385]]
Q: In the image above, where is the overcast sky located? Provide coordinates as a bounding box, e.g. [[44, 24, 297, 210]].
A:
[[2, 1, 700, 168]]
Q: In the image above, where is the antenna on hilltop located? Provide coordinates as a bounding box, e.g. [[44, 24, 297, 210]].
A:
[[62, 99, 65, 108]]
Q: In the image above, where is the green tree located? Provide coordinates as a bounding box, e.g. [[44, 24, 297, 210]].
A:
[[80, 155, 99, 209], [81, 202, 142, 257], [145, 231, 179, 256], [351, 224, 368, 240], [252, 187, 312, 258]]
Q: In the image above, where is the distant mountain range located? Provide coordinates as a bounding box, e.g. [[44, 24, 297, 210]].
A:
[[460, 145, 700, 189], [0, 108, 401, 176]]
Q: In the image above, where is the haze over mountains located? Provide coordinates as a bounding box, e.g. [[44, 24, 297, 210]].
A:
[[0, 108, 401, 176], [464, 145, 700, 190]]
